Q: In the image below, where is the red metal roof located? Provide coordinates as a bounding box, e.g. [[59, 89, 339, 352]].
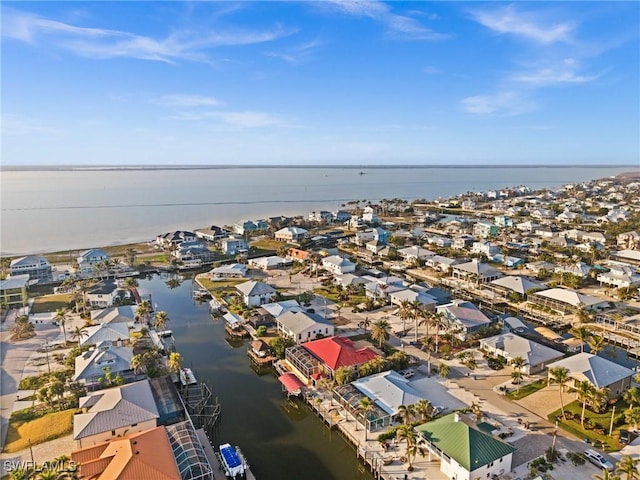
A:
[[302, 336, 379, 371], [278, 373, 304, 394]]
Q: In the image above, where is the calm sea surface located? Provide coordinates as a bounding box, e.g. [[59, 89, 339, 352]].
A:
[[0, 166, 632, 255], [142, 274, 372, 480]]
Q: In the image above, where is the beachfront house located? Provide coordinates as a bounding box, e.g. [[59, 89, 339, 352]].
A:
[[235, 280, 276, 307], [415, 413, 516, 480], [77, 249, 110, 276], [74, 380, 160, 448], [9, 255, 53, 283], [546, 352, 634, 400], [0, 275, 29, 309], [479, 333, 564, 375], [85, 280, 121, 308], [155, 231, 197, 248], [221, 236, 248, 256], [194, 225, 229, 242], [275, 226, 308, 242], [277, 310, 334, 344]]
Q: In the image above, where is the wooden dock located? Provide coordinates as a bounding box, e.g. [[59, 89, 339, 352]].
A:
[[195, 429, 257, 480]]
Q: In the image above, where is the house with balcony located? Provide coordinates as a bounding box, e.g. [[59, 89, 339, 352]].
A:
[[0, 275, 29, 309], [220, 236, 248, 256], [194, 225, 229, 242], [321, 255, 356, 275], [597, 263, 640, 289], [155, 231, 197, 248], [473, 222, 499, 239], [451, 260, 502, 285], [277, 311, 334, 344], [275, 226, 308, 243], [235, 280, 276, 307], [9, 256, 53, 283], [77, 249, 110, 276]]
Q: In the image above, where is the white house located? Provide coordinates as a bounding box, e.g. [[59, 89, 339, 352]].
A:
[[597, 263, 640, 288], [9, 256, 53, 283], [322, 255, 356, 275], [275, 226, 308, 242], [73, 341, 134, 384], [277, 311, 334, 344], [436, 300, 493, 340], [85, 281, 120, 308], [480, 333, 564, 375], [77, 249, 110, 275], [235, 281, 276, 307], [220, 237, 248, 256]]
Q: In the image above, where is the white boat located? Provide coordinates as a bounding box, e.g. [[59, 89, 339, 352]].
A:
[[218, 443, 249, 478], [179, 367, 197, 386]]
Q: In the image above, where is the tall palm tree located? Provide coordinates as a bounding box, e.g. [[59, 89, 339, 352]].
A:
[[624, 387, 640, 409], [370, 318, 391, 348], [153, 311, 170, 332], [130, 354, 145, 375], [615, 455, 640, 480], [167, 352, 182, 374], [411, 300, 423, 343], [510, 356, 526, 374], [570, 325, 592, 353], [399, 300, 413, 340], [71, 325, 89, 347], [576, 380, 596, 426], [397, 404, 416, 425], [415, 399, 433, 423], [358, 317, 371, 335], [136, 300, 152, 325], [549, 366, 571, 419], [588, 335, 606, 355], [357, 397, 375, 440], [395, 425, 423, 471], [438, 363, 450, 380], [54, 307, 68, 343]]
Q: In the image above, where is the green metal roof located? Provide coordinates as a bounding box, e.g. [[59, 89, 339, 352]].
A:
[[415, 413, 516, 472]]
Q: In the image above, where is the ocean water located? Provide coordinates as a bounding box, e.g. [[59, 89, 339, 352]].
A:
[[0, 165, 632, 256]]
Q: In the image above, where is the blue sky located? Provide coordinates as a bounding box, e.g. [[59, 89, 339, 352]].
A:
[[2, 1, 638, 166]]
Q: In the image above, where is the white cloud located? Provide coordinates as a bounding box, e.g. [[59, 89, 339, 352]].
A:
[[168, 110, 292, 128], [323, 0, 446, 40], [470, 5, 574, 44], [460, 92, 535, 116], [1, 114, 60, 136], [265, 38, 324, 64], [152, 94, 223, 107], [1, 7, 294, 64], [511, 59, 602, 87]]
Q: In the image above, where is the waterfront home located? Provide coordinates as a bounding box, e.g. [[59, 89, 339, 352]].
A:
[[425, 235, 453, 248], [436, 300, 493, 340], [80, 323, 130, 347], [362, 206, 379, 223], [490, 254, 525, 269], [86, 280, 121, 308], [233, 219, 268, 235], [530, 288, 608, 314], [617, 231, 640, 250], [613, 250, 640, 266], [424, 255, 465, 273], [388, 288, 437, 310], [259, 299, 306, 319], [397, 246, 436, 263], [451, 259, 502, 285], [275, 226, 308, 242], [309, 210, 333, 222], [0, 275, 29, 309], [287, 247, 311, 262], [286, 336, 379, 382], [9, 255, 53, 283], [91, 306, 137, 325], [479, 333, 564, 375], [473, 221, 499, 238], [77, 249, 110, 276], [194, 225, 229, 242], [321, 255, 356, 275], [471, 241, 499, 258], [489, 276, 546, 298], [277, 310, 334, 344], [415, 412, 516, 480], [597, 262, 640, 288], [209, 263, 248, 278], [71, 426, 182, 480], [73, 341, 134, 385], [494, 215, 514, 228], [248, 255, 290, 270], [333, 209, 352, 222], [174, 241, 214, 264], [547, 352, 634, 400], [236, 280, 276, 307], [155, 230, 197, 248], [334, 273, 370, 289], [74, 380, 160, 448], [220, 236, 248, 256]]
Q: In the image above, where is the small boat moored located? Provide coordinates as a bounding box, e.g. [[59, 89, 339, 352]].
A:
[[218, 443, 250, 479]]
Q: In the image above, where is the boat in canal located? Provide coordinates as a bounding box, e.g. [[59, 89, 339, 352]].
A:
[[218, 443, 253, 479], [179, 367, 198, 386]]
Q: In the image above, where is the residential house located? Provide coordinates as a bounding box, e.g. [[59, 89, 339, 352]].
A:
[[516, 220, 539, 233], [474, 222, 499, 239], [74, 341, 134, 385], [525, 261, 554, 275], [275, 226, 308, 242], [194, 225, 229, 242], [235, 281, 276, 307], [362, 206, 379, 223], [86, 280, 120, 308], [366, 240, 386, 255], [0, 275, 29, 309], [480, 333, 564, 375], [397, 246, 435, 263], [451, 260, 502, 284], [597, 263, 640, 289], [248, 256, 290, 271], [618, 231, 640, 250], [494, 216, 514, 228], [322, 255, 356, 275], [416, 413, 516, 480], [74, 380, 160, 447], [233, 220, 268, 235], [387, 288, 436, 310], [77, 249, 110, 275], [529, 288, 609, 314], [9, 255, 53, 283], [547, 352, 634, 400], [80, 323, 130, 347], [471, 241, 499, 258], [333, 210, 351, 222], [531, 208, 555, 220], [174, 241, 214, 265], [90, 306, 136, 325], [277, 310, 334, 344], [425, 236, 452, 248], [71, 426, 183, 480], [209, 263, 248, 278], [424, 255, 465, 273], [334, 273, 370, 289], [489, 276, 546, 298], [453, 235, 474, 250], [309, 210, 333, 222], [436, 300, 493, 340], [155, 231, 197, 248], [554, 261, 591, 279], [220, 236, 248, 256]]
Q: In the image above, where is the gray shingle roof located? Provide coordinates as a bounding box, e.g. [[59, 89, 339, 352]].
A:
[[547, 352, 634, 388], [235, 280, 276, 296]]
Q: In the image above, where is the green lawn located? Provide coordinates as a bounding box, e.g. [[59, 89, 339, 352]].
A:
[[3, 409, 75, 453], [250, 239, 282, 251], [507, 379, 547, 400], [548, 400, 628, 452], [197, 278, 245, 299], [31, 294, 71, 314]]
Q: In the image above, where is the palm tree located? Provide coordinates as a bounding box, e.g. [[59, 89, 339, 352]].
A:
[[576, 380, 596, 426], [358, 316, 371, 335], [624, 386, 640, 409], [624, 407, 640, 431], [615, 455, 640, 480], [167, 352, 182, 374], [588, 335, 606, 355], [438, 363, 450, 380], [397, 404, 416, 425], [126, 248, 137, 267], [130, 354, 145, 375], [370, 318, 391, 348], [415, 399, 433, 422], [510, 355, 526, 374], [123, 277, 138, 289], [357, 397, 375, 439], [136, 300, 152, 325], [54, 307, 69, 343], [71, 325, 89, 347], [549, 366, 570, 419], [395, 425, 424, 471], [511, 370, 524, 391], [153, 311, 169, 331], [593, 469, 621, 480], [399, 300, 413, 340], [575, 305, 593, 324], [570, 325, 592, 353], [411, 300, 423, 343]]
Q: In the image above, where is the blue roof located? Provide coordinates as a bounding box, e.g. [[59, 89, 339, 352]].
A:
[[220, 444, 242, 468]]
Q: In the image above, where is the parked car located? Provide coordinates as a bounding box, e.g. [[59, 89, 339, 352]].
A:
[[619, 429, 632, 445], [584, 449, 614, 472], [399, 369, 415, 379]]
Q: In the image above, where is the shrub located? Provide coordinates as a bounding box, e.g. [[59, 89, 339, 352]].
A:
[[255, 326, 267, 337]]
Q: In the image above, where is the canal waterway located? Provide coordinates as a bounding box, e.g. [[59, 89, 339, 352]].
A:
[[141, 274, 372, 480]]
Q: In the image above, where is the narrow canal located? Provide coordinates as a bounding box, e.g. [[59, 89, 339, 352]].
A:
[[141, 274, 373, 480]]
